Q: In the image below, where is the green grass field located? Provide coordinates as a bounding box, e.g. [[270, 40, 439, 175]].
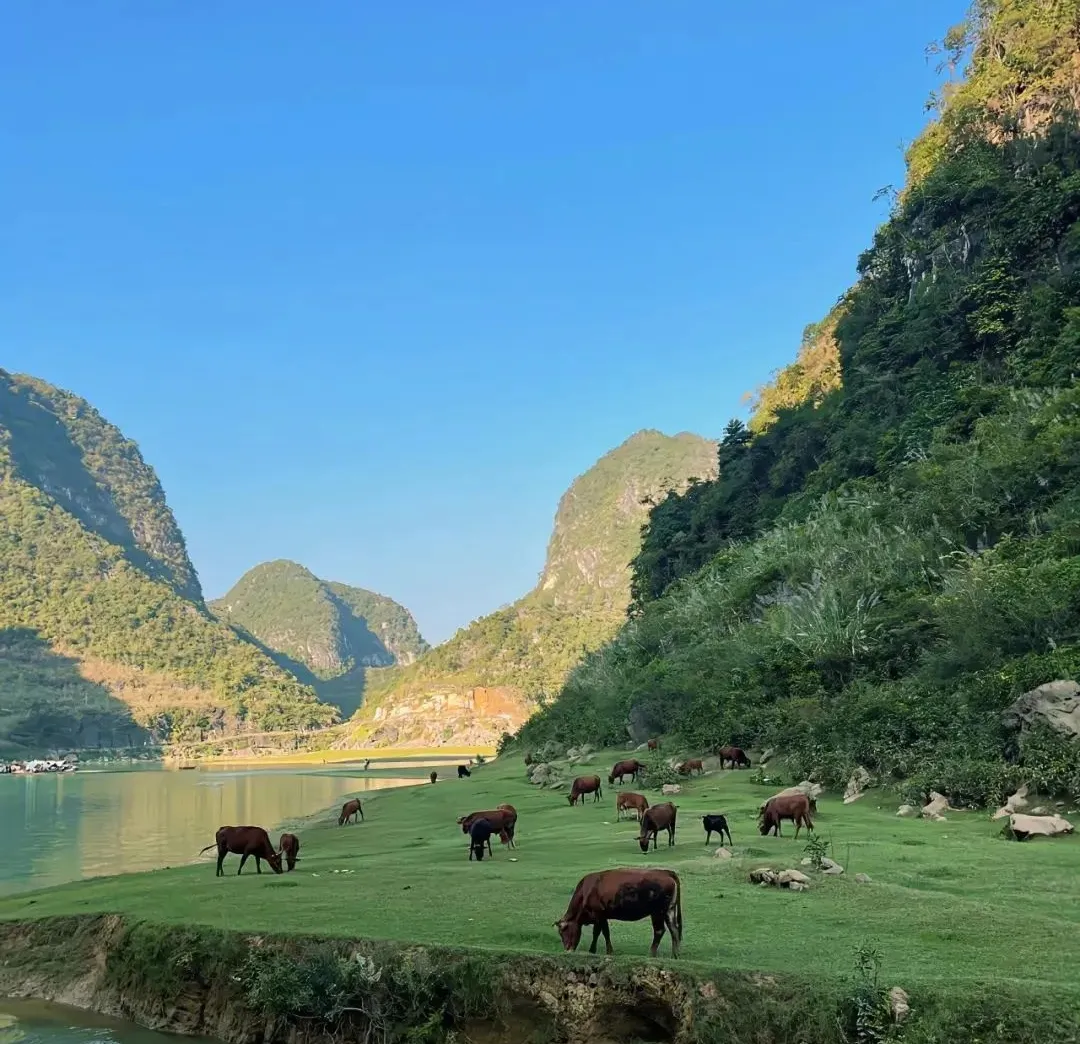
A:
[[3, 750, 1078, 996]]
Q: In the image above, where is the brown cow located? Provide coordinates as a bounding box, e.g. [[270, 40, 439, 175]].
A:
[[677, 759, 704, 776], [759, 793, 814, 838], [569, 775, 603, 805], [339, 798, 364, 825], [647, 739, 659, 751], [638, 802, 678, 852], [717, 745, 751, 769], [458, 806, 517, 851], [430, 771, 438, 784], [278, 832, 300, 871], [199, 826, 282, 877], [556, 868, 682, 958], [616, 792, 650, 822], [608, 759, 643, 785]]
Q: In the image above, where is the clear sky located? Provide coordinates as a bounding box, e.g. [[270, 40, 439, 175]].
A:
[[3, 1, 966, 644]]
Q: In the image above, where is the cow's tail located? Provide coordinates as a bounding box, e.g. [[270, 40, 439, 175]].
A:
[[671, 871, 683, 954], [198, 843, 216, 855]]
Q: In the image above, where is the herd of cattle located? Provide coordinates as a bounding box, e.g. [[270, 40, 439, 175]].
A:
[[200, 744, 815, 958]]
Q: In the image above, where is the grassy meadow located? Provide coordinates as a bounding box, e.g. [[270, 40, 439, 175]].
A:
[[3, 749, 1078, 997]]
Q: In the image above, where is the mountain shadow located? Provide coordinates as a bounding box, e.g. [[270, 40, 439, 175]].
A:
[[0, 628, 151, 755]]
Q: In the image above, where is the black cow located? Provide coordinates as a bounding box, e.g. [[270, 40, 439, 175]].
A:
[[701, 814, 732, 846], [458, 764, 472, 778]]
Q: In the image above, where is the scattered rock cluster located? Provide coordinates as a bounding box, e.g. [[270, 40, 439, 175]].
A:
[[749, 867, 811, 892]]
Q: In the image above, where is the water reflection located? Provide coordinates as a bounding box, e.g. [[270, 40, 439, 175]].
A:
[[0, 767, 416, 895], [0, 999, 201, 1044]]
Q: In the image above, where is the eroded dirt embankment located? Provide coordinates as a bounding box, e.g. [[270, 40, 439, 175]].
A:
[[0, 915, 822, 1044]]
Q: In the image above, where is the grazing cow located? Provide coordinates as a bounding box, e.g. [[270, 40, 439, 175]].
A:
[[647, 739, 659, 751], [199, 826, 282, 877], [638, 802, 678, 852], [555, 868, 682, 958], [364, 759, 372, 770], [701, 814, 732, 847], [278, 832, 300, 871], [430, 771, 438, 784], [458, 805, 517, 850], [677, 759, 704, 776], [339, 798, 364, 825], [569, 776, 603, 805], [524, 752, 534, 766], [458, 764, 471, 778], [759, 793, 814, 838], [616, 792, 650, 822], [608, 759, 643, 785], [469, 819, 496, 860], [717, 746, 751, 770]]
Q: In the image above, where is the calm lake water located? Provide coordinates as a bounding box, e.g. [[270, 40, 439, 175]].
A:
[[0, 999, 198, 1044], [0, 764, 419, 896]]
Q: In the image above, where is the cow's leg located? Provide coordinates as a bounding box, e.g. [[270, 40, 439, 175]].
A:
[[704, 827, 711, 845], [237, 853, 250, 875], [216, 846, 226, 877], [664, 911, 680, 957], [668, 825, 675, 846], [359, 807, 364, 820], [255, 855, 262, 874], [649, 912, 666, 957], [599, 920, 613, 955], [588, 923, 602, 954]]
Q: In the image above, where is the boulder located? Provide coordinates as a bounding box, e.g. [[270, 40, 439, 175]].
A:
[[759, 747, 775, 765], [820, 858, 844, 875], [749, 868, 775, 885], [921, 791, 952, 820], [776, 869, 811, 887], [634, 742, 650, 752], [1002, 680, 1080, 740], [529, 763, 555, 785], [854, 873, 872, 884], [662, 784, 682, 796], [896, 804, 918, 818], [714, 847, 733, 860], [888, 987, 910, 1023], [843, 766, 871, 804], [787, 881, 808, 892], [992, 784, 1030, 820], [1006, 813, 1074, 840], [773, 781, 822, 803]]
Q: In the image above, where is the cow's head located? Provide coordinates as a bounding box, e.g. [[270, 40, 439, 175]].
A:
[[637, 834, 651, 854], [607, 773, 615, 784], [267, 850, 284, 874], [555, 919, 581, 951], [567, 794, 576, 805]]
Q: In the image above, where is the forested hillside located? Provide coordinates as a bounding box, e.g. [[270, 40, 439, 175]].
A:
[[0, 372, 336, 754], [519, 0, 1080, 804], [211, 560, 428, 716], [341, 431, 717, 747]]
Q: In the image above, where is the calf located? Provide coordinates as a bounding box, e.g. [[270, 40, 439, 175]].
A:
[[616, 792, 650, 822], [608, 759, 643, 785], [469, 819, 495, 860], [569, 775, 603, 805], [638, 802, 678, 852], [458, 764, 471, 778], [430, 771, 438, 784], [339, 798, 364, 825], [647, 739, 659, 751], [458, 805, 517, 850], [556, 868, 682, 958], [759, 793, 814, 838], [278, 832, 300, 871], [717, 746, 751, 769], [677, 759, 704, 776], [701, 814, 732, 847], [200, 826, 282, 877]]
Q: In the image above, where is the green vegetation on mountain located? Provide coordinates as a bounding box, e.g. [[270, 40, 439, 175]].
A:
[[346, 431, 717, 744], [520, 0, 1080, 805], [0, 372, 336, 753], [211, 561, 428, 716]]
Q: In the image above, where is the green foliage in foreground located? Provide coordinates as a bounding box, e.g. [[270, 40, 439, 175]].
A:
[[3, 751, 1079, 1016]]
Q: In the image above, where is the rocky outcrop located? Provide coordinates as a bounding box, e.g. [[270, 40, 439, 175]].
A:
[[1005, 813, 1074, 840], [1002, 680, 1080, 740]]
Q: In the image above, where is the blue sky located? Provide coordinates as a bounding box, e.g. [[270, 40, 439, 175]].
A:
[[3, 1, 966, 644]]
